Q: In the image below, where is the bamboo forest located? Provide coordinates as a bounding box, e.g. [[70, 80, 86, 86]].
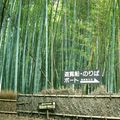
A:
[[0, 0, 120, 94]]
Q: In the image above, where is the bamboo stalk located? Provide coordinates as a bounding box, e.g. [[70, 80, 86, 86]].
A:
[[14, 0, 22, 93], [45, 0, 48, 90]]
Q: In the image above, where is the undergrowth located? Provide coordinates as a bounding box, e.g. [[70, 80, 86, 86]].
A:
[[0, 91, 16, 99]]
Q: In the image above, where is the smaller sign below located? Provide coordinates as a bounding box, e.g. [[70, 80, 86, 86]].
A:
[[38, 102, 55, 110]]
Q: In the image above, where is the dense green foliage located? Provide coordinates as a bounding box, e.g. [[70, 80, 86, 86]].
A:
[[0, 0, 120, 93]]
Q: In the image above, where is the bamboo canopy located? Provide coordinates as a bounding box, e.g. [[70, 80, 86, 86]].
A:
[[0, 0, 120, 94]]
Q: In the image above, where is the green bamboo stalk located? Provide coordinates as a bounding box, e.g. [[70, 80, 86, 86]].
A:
[[14, 0, 22, 93], [33, 11, 44, 93], [45, 0, 48, 89], [109, 0, 116, 92], [117, 0, 120, 91], [72, 0, 76, 70], [0, 0, 14, 90], [29, 22, 36, 93], [50, 0, 54, 89], [50, 0, 60, 89], [22, 0, 30, 93], [0, 21, 8, 91], [5, 18, 11, 90], [64, 0, 68, 71]]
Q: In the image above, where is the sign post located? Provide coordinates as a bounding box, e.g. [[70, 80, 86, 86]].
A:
[[64, 70, 101, 84], [38, 102, 55, 119]]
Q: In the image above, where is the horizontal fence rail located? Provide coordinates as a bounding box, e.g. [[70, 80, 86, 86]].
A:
[[18, 94, 120, 98], [16, 110, 120, 120]]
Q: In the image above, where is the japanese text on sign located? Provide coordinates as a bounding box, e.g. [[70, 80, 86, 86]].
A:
[[64, 70, 101, 84]]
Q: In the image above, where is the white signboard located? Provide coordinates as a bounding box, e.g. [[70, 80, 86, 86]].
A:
[[64, 70, 101, 84]]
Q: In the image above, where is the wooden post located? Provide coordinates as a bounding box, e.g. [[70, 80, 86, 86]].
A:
[[46, 110, 49, 119]]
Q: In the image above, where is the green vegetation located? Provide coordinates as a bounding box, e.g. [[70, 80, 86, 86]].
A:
[[0, 0, 120, 93]]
